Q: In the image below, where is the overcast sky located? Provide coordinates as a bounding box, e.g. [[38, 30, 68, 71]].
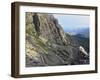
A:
[[53, 14, 90, 32]]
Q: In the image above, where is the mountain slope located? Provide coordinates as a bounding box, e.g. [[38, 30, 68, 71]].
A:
[[26, 12, 89, 67]]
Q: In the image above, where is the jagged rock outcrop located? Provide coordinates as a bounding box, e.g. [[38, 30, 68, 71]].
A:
[[25, 12, 89, 67]]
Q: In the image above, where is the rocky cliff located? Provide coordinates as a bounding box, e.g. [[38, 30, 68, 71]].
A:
[[25, 12, 89, 67]]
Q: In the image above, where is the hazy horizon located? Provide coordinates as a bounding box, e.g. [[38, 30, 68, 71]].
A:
[[53, 14, 90, 34]]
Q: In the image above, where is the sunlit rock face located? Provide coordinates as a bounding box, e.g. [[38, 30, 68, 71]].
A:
[[26, 12, 89, 67]]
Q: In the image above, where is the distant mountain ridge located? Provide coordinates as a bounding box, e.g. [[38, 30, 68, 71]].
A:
[[66, 27, 89, 38]]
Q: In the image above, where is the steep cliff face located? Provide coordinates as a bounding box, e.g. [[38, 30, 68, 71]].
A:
[[26, 12, 89, 67]]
